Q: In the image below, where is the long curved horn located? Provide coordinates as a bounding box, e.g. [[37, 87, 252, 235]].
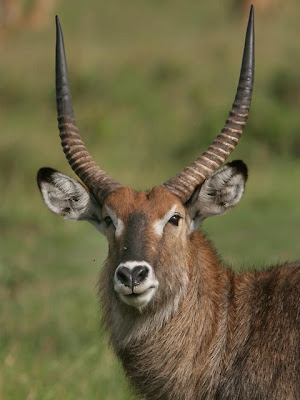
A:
[[55, 16, 123, 203], [162, 6, 255, 203]]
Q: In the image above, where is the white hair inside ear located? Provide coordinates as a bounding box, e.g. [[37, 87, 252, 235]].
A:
[[37, 168, 103, 231], [188, 161, 248, 231], [40, 173, 89, 218]]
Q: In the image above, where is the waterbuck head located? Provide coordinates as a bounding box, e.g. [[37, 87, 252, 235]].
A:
[[37, 9, 254, 313]]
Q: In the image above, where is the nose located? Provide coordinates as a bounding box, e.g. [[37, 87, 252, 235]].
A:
[[116, 265, 149, 289]]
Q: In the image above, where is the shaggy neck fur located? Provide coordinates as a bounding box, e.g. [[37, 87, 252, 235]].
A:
[[99, 231, 300, 400], [100, 231, 229, 398]]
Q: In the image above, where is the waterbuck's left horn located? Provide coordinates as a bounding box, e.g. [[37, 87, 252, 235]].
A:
[[162, 6, 255, 203], [55, 16, 123, 203]]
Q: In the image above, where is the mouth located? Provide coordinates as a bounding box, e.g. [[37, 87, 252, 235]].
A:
[[127, 284, 157, 295], [114, 261, 159, 309], [118, 286, 158, 309]]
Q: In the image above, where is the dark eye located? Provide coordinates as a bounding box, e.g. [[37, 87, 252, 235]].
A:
[[104, 216, 113, 227], [168, 214, 181, 226]]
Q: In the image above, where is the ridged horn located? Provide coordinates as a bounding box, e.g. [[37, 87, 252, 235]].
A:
[[162, 5, 255, 203], [55, 16, 123, 203]]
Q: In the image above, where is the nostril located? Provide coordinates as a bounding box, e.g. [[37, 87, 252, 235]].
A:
[[116, 264, 150, 289], [116, 266, 132, 288], [132, 265, 149, 286]]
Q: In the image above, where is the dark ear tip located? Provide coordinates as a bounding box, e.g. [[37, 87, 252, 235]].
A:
[[228, 160, 248, 181], [37, 167, 58, 187]]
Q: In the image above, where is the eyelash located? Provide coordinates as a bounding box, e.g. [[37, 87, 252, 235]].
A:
[[104, 216, 113, 227], [104, 214, 181, 228], [168, 214, 181, 226]]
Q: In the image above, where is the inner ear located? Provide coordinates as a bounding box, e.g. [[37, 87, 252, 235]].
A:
[[187, 160, 248, 224], [37, 167, 101, 223]]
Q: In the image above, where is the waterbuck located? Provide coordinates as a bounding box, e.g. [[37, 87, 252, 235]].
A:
[[37, 7, 300, 400]]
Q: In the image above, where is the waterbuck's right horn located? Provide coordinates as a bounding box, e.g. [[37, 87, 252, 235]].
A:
[[55, 16, 123, 203], [162, 5, 255, 203]]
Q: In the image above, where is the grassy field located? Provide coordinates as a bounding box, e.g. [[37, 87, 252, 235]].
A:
[[1, 1, 300, 399]]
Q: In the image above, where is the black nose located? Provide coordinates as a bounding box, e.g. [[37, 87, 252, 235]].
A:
[[132, 265, 149, 285], [116, 265, 149, 288]]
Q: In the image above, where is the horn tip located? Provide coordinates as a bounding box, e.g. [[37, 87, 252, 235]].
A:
[[55, 15, 60, 29], [244, 3, 255, 71], [248, 5, 254, 32], [55, 16, 64, 45]]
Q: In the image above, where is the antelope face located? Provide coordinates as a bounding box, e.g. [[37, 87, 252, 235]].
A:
[[38, 160, 247, 310], [37, 11, 253, 310], [102, 186, 188, 309]]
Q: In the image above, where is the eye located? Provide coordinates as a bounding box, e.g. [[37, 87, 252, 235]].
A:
[[168, 214, 181, 227], [104, 216, 113, 228]]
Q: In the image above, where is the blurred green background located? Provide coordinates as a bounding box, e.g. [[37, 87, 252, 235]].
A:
[[0, 0, 299, 398]]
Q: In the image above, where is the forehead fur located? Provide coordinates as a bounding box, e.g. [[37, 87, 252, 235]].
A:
[[104, 186, 183, 220]]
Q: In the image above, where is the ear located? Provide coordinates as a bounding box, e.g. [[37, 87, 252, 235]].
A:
[[188, 160, 248, 229], [37, 167, 103, 232]]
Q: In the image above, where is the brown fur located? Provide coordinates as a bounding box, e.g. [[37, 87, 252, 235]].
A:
[[98, 186, 300, 400]]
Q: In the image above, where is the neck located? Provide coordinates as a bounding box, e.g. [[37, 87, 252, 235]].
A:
[[100, 231, 235, 398]]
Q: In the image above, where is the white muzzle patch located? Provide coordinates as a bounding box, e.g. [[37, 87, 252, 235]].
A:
[[114, 261, 159, 309]]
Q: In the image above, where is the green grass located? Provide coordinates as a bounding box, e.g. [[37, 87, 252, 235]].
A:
[[1, 1, 300, 399]]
